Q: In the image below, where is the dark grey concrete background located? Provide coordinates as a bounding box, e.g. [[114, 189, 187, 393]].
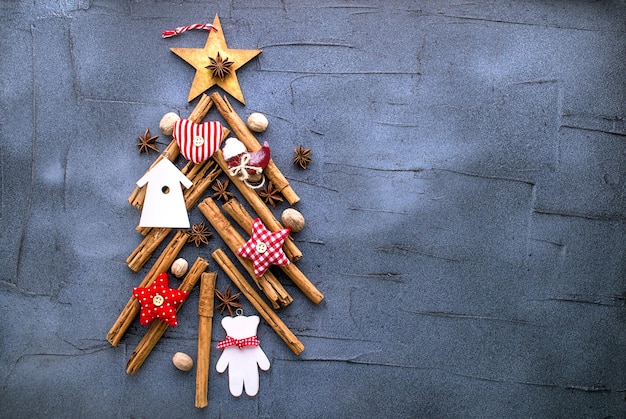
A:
[[1, 1, 625, 417]]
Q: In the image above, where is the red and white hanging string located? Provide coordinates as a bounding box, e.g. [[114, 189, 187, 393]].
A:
[[162, 23, 217, 38]]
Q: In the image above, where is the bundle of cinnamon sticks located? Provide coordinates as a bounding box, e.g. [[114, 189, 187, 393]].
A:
[[106, 92, 323, 409]]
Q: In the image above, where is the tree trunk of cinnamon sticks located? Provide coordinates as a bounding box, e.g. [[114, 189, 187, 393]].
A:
[[222, 198, 324, 304], [209, 92, 300, 205], [126, 257, 209, 375], [195, 272, 216, 409]]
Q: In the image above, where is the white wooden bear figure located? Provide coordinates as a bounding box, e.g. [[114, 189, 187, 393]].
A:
[[216, 315, 270, 397]]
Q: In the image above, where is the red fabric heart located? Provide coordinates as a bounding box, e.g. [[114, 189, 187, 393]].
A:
[[174, 119, 224, 163]]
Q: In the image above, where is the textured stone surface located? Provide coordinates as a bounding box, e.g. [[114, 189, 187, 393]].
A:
[[1, 1, 625, 417]]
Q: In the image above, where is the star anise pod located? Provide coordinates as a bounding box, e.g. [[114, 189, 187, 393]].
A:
[[136, 128, 160, 154], [187, 222, 212, 247], [215, 285, 243, 316], [206, 52, 234, 80], [293, 145, 312, 169], [211, 178, 234, 202], [257, 182, 283, 208]]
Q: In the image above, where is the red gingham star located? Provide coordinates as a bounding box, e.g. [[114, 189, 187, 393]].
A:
[[132, 272, 188, 327], [237, 218, 290, 277]]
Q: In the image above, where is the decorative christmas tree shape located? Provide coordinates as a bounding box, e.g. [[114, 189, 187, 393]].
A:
[[136, 158, 193, 228], [170, 14, 262, 104]]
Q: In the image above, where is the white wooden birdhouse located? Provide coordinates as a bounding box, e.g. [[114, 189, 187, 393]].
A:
[[136, 158, 192, 228]]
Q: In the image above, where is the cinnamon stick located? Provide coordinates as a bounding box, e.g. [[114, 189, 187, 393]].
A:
[[195, 272, 217, 409], [126, 227, 171, 272], [126, 161, 222, 271], [128, 94, 214, 209], [213, 150, 302, 262], [222, 199, 324, 304], [209, 92, 300, 205], [212, 248, 304, 355], [107, 230, 189, 346], [198, 198, 292, 309], [126, 257, 209, 375]]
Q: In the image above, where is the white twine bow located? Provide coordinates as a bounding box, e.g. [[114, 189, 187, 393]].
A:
[[227, 153, 266, 189]]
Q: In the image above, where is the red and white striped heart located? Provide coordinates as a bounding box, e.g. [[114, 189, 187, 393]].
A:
[[174, 119, 224, 164]]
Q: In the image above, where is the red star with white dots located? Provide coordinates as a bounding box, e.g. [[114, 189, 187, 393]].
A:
[[132, 272, 188, 327]]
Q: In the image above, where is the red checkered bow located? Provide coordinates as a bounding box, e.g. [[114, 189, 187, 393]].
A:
[[217, 335, 260, 350]]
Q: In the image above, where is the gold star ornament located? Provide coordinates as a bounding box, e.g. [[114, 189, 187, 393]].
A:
[[170, 14, 261, 104]]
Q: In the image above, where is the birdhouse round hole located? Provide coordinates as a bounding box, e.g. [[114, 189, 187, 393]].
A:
[[162, 186, 170, 194]]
